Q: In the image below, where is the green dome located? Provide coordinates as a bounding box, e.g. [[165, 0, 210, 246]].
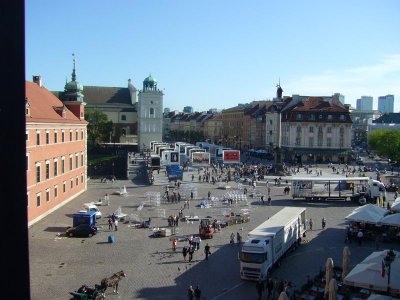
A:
[[144, 75, 157, 84], [65, 80, 83, 91]]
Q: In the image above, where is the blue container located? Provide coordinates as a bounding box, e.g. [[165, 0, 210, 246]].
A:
[[72, 210, 96, 227], [108, 234, 115, 243]]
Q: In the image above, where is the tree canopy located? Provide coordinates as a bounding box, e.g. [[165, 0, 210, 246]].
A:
[[85, 109, 113, 145], [368, 130, 400, 162]]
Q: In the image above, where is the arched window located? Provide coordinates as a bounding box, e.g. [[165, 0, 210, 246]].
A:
[[150, 108, 154, 115]]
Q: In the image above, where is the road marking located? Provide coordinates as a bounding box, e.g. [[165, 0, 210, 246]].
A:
[[211, 281, 245, 300]]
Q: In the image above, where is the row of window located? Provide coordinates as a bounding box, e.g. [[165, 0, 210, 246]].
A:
[[31, 174, 85, 208], [293, 113, 346, 121], [289, 136, 345, 147], [31, 153, 85, 183], [27, 129, 85, 146]]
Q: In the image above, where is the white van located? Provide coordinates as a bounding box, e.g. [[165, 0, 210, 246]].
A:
[[81, 203, 102, 219]]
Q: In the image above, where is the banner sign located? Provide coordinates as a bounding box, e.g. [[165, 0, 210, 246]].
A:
[[192, 152, 210, 166], [223, 150, 240, 163]]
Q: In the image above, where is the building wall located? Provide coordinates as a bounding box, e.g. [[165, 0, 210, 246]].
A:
[[356, 96, 373, 111], [378, 95, 394, 114], [26, 123, 87, 226], [138, 91, 163, 150]]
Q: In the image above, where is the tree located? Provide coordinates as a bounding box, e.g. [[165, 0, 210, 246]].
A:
[[368, 130, 400, 162], [85, 109, 113, 145]]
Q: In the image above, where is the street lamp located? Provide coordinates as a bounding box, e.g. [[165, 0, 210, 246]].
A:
[[384, 249, 396, 295]]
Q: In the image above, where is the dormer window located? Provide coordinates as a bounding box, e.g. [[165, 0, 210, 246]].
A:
[[296, 113, 303, 120], [25, 98, 31, 117]]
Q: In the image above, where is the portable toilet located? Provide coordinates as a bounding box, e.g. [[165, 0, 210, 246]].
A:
[[72, 210, 96, 227]]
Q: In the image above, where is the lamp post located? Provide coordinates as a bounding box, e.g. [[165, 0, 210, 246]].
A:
[[384, 249, 396, 295]]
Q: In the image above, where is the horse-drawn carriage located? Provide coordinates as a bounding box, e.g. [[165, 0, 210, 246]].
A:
[[69, 270, 126, 300], [69, 284, 105, 300]]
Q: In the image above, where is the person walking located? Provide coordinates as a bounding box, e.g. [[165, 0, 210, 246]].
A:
[[194, 286, 202, 300], [309, 218, 313, 230], [172, 238, 177, 252], [188, 245, 195, 262], [237, 232, 242, 244], [267, 196, 271, 206], [108, 217, 113, 230], [208, 191, 211, 200], [256, 279, 264, 300], [182, 246, 188, 261], [266, 277, 274, 299], [204, 243, 211, 261], [321, 217, 326, 229], [187, 285, 194, 300], [230, 233, 235, 245], [114, 219, 118, 231]]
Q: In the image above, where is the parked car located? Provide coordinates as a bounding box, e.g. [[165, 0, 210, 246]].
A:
[[66, 224, 97, 237], [81, 203, 102, 219]]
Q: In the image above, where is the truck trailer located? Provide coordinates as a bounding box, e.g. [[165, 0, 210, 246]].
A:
[[239, 207, 306, 280]]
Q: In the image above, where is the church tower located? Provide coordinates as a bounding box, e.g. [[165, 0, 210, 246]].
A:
[[63, 54, 86, 120], [137, 74, 163, 151]]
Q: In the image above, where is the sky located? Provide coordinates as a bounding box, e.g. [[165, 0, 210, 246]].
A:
[[25, 0, 400, 112]]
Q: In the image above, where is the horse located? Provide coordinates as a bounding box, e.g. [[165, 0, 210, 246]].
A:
[[100, 270, 126, 295]]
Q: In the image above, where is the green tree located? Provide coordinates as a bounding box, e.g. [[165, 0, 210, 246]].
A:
[[368, 130, 400, 162], [85, 109, 113, 145]]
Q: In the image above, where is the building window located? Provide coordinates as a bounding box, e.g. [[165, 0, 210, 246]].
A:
[[36, 193, 41, 207], [36, 131, 40, 145], [26, 130, 29, 141], [26, 154, 29, 171], [327, 127, 332, 133], [269, 120, 273, 125], [296, 126, 302, 133], [54, 131, 58, 143], [81, 130, 84, 140], [76, 177, 79, 186], [327, 115, 333, 121], [75, 154, 78, 168], [150, 108, 154, 116], [54, 160, 58, 176], [309, 137, 314, 147], [121, 114, 126, 121], [46, 189, 50, 202], [70, 179, 73, 189], [319, 114, 323, 120], [340, 115, 345, 121], [70, 131, 72, 141], [81, 175, 84, 183], [63, 181, 66, 193], [295, 137, 301, 146], [36, 163, 41, 183], [81, 154, 84, 167], [46, 131, 50, 144], [62, 131, 65, 142], [309, 114, 315, 121], [45, 161, 50, 179], [54, 185, 58, 198], [61, 157, 65, 174], [309, 126, 314, 133], [69, 155, 73, 170], [76, 130, 78, 140], [296, 113, 303, 120], [327, 138, 332, 147]]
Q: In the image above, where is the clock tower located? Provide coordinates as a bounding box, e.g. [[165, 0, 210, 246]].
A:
[[137, 74, 164, 151]]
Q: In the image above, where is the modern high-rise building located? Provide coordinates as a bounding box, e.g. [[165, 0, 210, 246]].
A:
[[333, 93, 345, 104], [183, 106, 193, 113], [356, 96, 373, 111], [378, 94, 394, 114]]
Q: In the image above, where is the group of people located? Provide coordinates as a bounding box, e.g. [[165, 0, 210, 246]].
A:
[[108, 214, 118, 231], [256, 277, 295, 300]]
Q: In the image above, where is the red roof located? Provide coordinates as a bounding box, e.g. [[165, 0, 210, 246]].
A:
[[291, 97, 347, 112], [25, 81, 87, 124]]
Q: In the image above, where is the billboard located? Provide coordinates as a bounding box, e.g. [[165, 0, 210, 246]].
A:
[[169, 151, 180, 165], [223, 150, 240, 163], [192, 152, 210, 166], [189, 148, 205, 160]]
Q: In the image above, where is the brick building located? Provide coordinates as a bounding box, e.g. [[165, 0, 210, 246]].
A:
[[26, 78, 87, 226]]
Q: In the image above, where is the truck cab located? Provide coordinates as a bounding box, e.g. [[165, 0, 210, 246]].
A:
[[239, 237, 272, 280]]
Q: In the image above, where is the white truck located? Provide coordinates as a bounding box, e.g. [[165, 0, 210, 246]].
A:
[[239, 207, 306, 280]]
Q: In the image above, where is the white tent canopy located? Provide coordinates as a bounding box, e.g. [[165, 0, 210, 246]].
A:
[[344, 250, 400, 294], [345, 204, 388, 224], [378, 214, 400, 227]]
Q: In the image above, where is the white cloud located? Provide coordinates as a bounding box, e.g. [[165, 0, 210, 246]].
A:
[[286, 54, 400, 111]]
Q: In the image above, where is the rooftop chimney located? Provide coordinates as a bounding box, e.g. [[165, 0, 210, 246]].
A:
[[33, 75, 42, 87]]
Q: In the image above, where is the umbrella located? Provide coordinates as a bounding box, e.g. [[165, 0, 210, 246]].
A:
[[342, 246, 351, 278], [344, 250, 400, 293], [328, 278, 338, 300], [277, 291, 288, 300], [325, 257, 334, 295], [390, 200, 400, 212], [378, 214, 400, 227]]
